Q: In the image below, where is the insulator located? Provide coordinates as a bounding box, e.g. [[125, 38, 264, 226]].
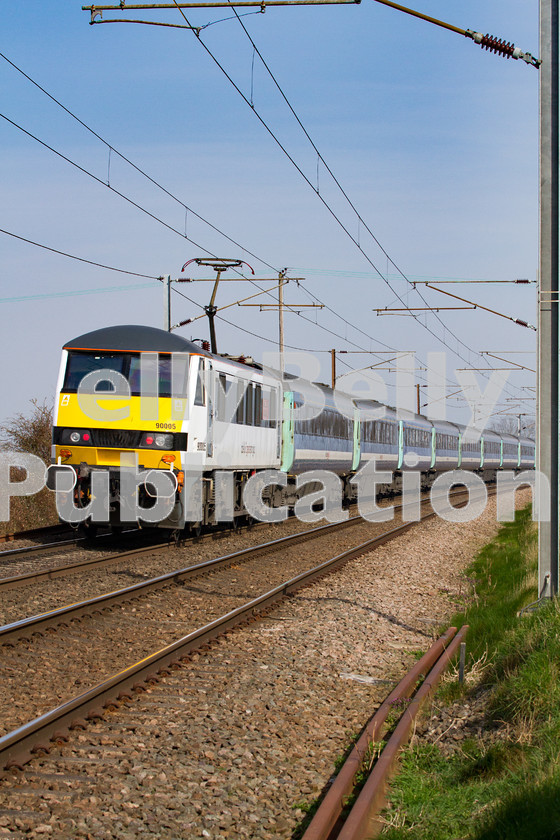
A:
[[480, 34, 515, 59]]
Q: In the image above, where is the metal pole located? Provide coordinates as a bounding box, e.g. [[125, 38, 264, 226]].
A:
[[205, 269, 222, 354], [538, 0, 559, 598], [278, 273, 285, 378], [331, 349, 336, 389], [163, 274, 171, 331], [458, 641, 466, 684]]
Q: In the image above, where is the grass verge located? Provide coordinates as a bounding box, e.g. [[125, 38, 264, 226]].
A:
[[378, 506, 560, 840]]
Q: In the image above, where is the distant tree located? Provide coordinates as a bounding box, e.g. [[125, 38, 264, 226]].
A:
[[0, 399, 57, 534], [0, 399, 53, 463], [490, 415, 536, 439]]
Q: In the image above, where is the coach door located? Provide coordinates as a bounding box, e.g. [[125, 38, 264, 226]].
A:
[[352, 408, 361, 471], [206, 359, 214, 458], [280, 391, 294, 473]]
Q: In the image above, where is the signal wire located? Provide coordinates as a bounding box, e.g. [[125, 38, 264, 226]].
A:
[[0, 227, 159, 279]]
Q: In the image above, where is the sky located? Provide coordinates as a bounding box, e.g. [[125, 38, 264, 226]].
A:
[[0, 1, 540, 431]]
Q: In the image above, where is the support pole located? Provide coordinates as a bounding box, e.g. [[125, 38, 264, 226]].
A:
[[538, 0, 559, 598], [163, 274, 171, 332], [278, 272, 285, 378], [331, 349, 336, 389], [204, 269, 222, 355]]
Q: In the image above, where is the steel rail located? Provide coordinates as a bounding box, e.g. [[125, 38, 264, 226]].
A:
[[0, 527, 138, 563], [337, 625, 470, 840], [0, 525, 70, 544], [0, 489, 476, 634], [0, 487, 483, 591], [301, 627, 458, 840], [0, 502, 422, 642], [0, 518, 255, 576], [0, 531, 172, 589], [0, 516, 285, 587], [0, 536, 88, 561], [0, 511, 463, 773], [0, 519, 257, 581]]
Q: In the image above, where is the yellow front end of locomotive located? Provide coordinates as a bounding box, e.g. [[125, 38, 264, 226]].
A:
[[54, 392, 186, 471]]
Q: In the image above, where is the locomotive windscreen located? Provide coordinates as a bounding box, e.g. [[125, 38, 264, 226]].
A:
[[62, 351, 188, 397]]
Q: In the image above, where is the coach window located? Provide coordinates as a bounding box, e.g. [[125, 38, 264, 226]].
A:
[[265, 387, 278, 429], [194, 360, 206, 406], [236, 379, 245, 424], [217, 374, 228, 421], [254, 384, 262, 427], [245, 384, 254, 426]]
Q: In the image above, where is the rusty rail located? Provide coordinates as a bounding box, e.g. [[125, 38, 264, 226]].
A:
[[301, 626, 458, 840], [336, 626, 469, 840]]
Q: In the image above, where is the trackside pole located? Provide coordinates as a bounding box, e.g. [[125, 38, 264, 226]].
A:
[[163, 274, 171, 332], [538, 0, 559, 599]]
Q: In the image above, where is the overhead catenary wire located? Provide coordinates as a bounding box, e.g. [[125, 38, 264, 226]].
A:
[[0, 55, 412, 362], [0, 111, 223, 257], [0, 228, 159, 279], [57, 3, 534, 402], [204, 1, 534, 394], [3, 46, 530, 394], [218, 0, 536, 376], [2, 49, 375, 359], [0, 106, 401, 363], [0, 50, 278, 275], [3, 39, 532, 401], [164, 0, 535, 377]]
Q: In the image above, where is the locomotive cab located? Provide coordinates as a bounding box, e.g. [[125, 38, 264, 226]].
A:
[[50, 324, 283, 532], [50, 325, 211, 530]]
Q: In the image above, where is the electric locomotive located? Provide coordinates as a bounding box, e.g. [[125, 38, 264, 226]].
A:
[[50, 324, 535, 533]]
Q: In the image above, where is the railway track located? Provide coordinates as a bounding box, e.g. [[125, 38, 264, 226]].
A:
[[0, 488, 484, 768], [0, 484, 487, 592], [0, 487, 479, 624], [0, 484, 518, 839], [0, 524, 71, 545], [0, 513, 294, 588], [0, 525, 153, 570]]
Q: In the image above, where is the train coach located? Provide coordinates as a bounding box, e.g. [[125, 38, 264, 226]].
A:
[[49, 324, 535, 533]]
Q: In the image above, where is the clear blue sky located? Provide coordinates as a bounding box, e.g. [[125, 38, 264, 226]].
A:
[[1, 1, 539, 427]]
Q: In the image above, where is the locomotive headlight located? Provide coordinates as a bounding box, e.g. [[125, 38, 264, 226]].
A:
[[140, 432, 174, 449], [61, 429, 92, 445], [155, 434, 172, 448]]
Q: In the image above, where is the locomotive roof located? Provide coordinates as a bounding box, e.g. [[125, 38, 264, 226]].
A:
[[63, 325, 211, 355]]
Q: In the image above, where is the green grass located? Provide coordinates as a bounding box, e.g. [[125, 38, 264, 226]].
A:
[[378, 507, 560, 839]]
